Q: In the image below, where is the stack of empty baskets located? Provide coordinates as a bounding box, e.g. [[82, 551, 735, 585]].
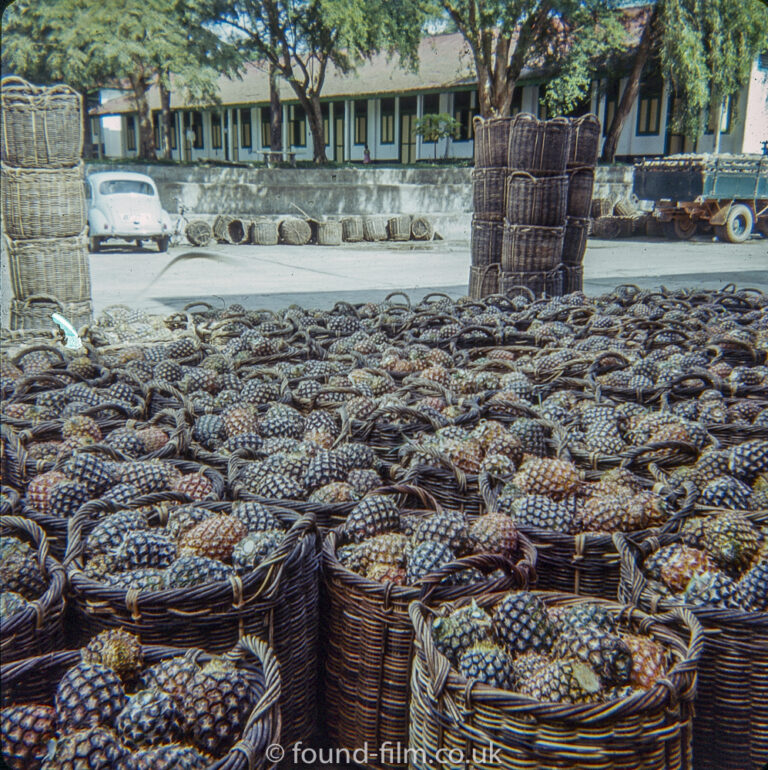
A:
[[1, 76, 92, 330], [470, 113, 600, 298]]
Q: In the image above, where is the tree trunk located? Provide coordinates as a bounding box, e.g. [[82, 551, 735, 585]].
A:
[[269, 62, 282, 152], [159, 78, 172, 160], [307, 94, 327, 163], [600, 6, 657, 163], [130, 73, 156, 160]]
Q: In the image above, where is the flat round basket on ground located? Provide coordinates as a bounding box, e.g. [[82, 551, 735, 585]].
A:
[[470, 217, 504, 268], [387, 214, 411, 241], [64, 501, 319, 750], [566, 166, 595, 218], [0, 516, 66, 683], [315, 219, 342, 245], [213, 215, 248, 244], [250, 219, 279, 245], [342, 216, 364, 242], [5, 230, 91, 302], [504, 171, 568, 227], [473, 116, 512, 168], [279, 217, 312, 245], [591, 198, 614, 219], [501, 224, 565, 272], [0, 634, 281, 770], [614, 197, 640, 217], [0, 76, 83, 168], [410, 216, 434, 241], [507, 114, 572, 175], [409, 592, 702, 770], [185, 219, 213, 247], [321, 500, 536, 769], [568, 113, 601, 168], [1, 163, 86, 240], [363, 215, 387, 241], [9, 295, 92, 332], [617, 526, 768, 770]]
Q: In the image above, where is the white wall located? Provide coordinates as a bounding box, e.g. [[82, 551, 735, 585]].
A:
[[741, 61, 768, 153]]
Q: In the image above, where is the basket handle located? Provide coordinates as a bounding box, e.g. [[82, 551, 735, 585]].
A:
[[369, 483, 443, 513], [228, 634, 282, 731], [0, 514, 51, 578]]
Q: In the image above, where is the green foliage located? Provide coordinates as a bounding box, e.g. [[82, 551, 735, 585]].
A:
[[659, 0, 768, 138], [414, 112, 461, 157]]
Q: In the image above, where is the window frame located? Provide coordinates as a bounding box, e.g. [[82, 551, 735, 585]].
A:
[[289, 104, 306, 147], [380, 97, 395, 144], [190, 111, 204, 149], [603, 79, 620, 136], [125, 115, 136, 151], [260, 107, 271, 148], [211, 111, 223, 149], [354, 100, 368, 145], [240, 108, 252, 148], [636, 78, 662, 136], [453, 91, 475, 142], [422, 93, 440, 117]]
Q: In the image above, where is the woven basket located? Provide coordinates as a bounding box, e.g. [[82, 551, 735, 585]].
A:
[[0, 635, 281, 770], [617, 528, 768, 770], [561, 263, 584, 294], [472, 168, 506, 221], [562, 215, 590, 265], [591, 198, 614, 218], [468, 264, 501, 299], [500, 267, 563, 297], [387, 214, 412, 241], [363, 215, 387, 241], [0, 485, 21, 516], [322, 502, 536, 768], [410, 216, 434, 241], [0, 515, 66, 679], [568, 113, 601, 167], [185, 219, 212, 247], [5, 231, 91, 302], [314, 219, 342, 245], [504, 171, 568, 227], [213, 215, 248, 244], [279, 217, 311, 245], [409, 592, 702, 770], [342, 216, 364, 242], [1, 162, 85, 239], [1, 77, 83, 168], [501, 223, 565, 272], [592, 215, 636, 239], [507, 114, 572, 174], [567, 165, 595, 218], [250, 219, 279, 245], [64, 501, 319, 750], [470, 217, 504, 267], [9, 295, 92, 332], [473, 116, 512, 168], [614, 197, 639, 216]]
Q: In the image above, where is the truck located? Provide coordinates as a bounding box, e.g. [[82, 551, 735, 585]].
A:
[[633, 153, 768, 242]]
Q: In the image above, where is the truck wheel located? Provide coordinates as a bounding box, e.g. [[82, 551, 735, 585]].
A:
[[665, 218, 697, 240], [721, 203, 754, 243]]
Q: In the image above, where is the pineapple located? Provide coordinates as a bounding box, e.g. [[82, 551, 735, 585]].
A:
[[346, 468, 382, 496], [412, 511, 469, 555], [344, 495, 400, 543], [622, 634, 667, 688], [41, 727, 128, 769], [0, 540, 46, 600], [55, 662, 127, 731], [64, 453, 115, 495], [114, 530, 177, 570], [48, 481, 90, 518], [62, 415, 102, 442], [230, 501, 282, 533], [231, 530, 286, 573], [104, 568, 166, 593], [1, 704, 56, 770], [85, 510, 150, 557], [458, 641, 515, 689], [173, 473, 214, 501], [703, 511, 760, 572], [553, 623, 632, 685], [115, 689, 182, 748], [652, 544, 716, 592], [469, 513, 518, 554], [510, 494, 574, 532], [518, 658, 601, 703], [431, 600, 492, 663], [406, 540, 455, 584], [492, 592, 554, 654], [82, 629, 144, 683], [166, 506, 214, 540], [513, 457, 581, 498], [738, 561, 768, 611], [25, 471, 68, 515], [683, 570, 741, 608], [166, 555, 234, 587], [138, 655, 199, 695], [366, 563, 407, 584], [178, 515, 247, 561]]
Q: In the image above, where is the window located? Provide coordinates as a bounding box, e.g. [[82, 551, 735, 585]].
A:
[[380, 98, 395, 144], [261, 108, 271, 147], [125, 116, 136, 151], [99, 179, 153, 196], [705, 95, 734, 135], [211, 112, 222, 149], [510, 88, 523, 116], [636, 76, 662, 135], [759, 52, 768, 70], [603, 79, 620, 136], [170, 116, 177, 149], [354, 100, 367, 145], [422, 93, 439, 116], [153, 112, 160, 147], [190, 111, 204, 149], [538, 88, 548, 120], [453, 91, 475, 140], [240, 108, 252, 148], [289, 104, 306, 147], [322, 103, 330, 145]]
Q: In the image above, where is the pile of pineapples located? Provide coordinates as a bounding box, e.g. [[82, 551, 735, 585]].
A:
[[0, 535, 48, 620], [642, 510, 767, 611], [337, 494, 519, 585], [430, 592, 669, 703], [1, 629, 261, 769], [77, 501, 287, 592], [25, 456, 213, 523]]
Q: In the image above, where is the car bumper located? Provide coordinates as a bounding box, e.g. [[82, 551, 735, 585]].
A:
[[104, 231, 166, 239]]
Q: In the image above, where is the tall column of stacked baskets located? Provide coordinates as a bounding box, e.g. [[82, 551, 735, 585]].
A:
[[0, 634, 281, 770], [562, 114, 601, 294], [62, 496, 321, 752], [1, 77, 92, 330], [408, 592, 703, 770], [616, 504, 768, 770], [320, 484, 536, 769]]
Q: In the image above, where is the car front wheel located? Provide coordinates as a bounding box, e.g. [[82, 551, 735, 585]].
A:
[[89, 237, 101, 253], [156, 236, 170, 253]]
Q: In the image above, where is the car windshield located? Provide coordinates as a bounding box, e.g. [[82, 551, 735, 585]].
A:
[[99, 179, 154, 196]]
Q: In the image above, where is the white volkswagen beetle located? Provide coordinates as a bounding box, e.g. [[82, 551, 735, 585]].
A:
[[86, 171, 173, 252]]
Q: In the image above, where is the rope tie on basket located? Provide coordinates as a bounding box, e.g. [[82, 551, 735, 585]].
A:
[[125, 588, 141, 621], [30, 598, 46, 630], [229, 573, 245, 610], [656, 677, 679, 708], [229, 740, 257, 766]]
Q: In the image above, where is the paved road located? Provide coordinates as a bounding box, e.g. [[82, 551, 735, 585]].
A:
[[2, 234, 766, 321]]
